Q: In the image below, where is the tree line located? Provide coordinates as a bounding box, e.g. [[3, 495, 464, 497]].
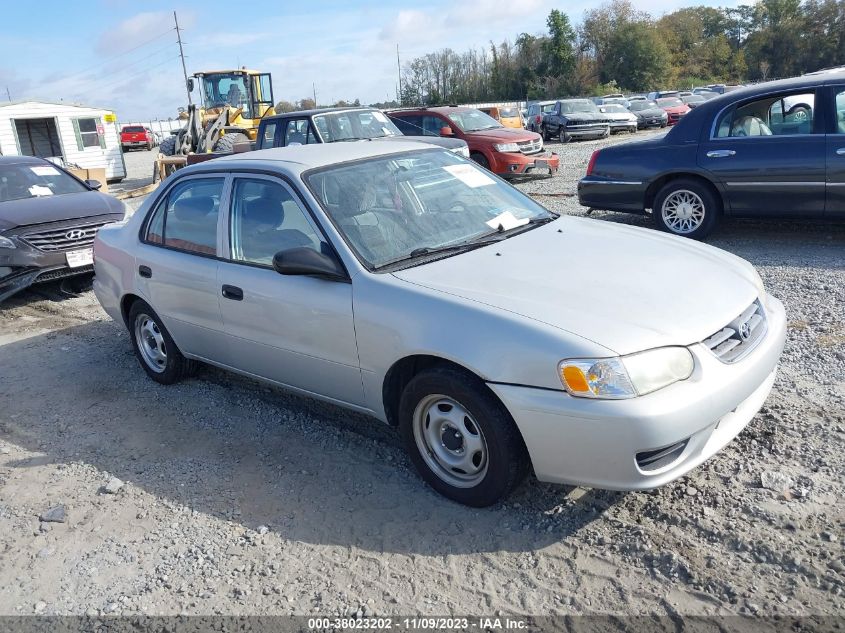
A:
[[397, 0, 845, 105]]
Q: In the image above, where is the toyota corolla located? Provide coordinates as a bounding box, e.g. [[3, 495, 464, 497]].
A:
[[93, 142, 786, 506]]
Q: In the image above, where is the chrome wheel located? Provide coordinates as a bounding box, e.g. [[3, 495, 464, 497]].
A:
[[412, 394, 488, 488], [661, 189, 706, 234], [134, 314, 167, 373]]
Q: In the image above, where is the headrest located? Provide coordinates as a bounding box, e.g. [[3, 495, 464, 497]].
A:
[[173, 196, 216, 221], [244, 196, 283, 226]]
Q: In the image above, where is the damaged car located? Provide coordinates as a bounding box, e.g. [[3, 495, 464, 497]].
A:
[[0, 156, 126, 302]]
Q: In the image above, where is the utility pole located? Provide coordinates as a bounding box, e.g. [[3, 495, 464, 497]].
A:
[[5, 86, 10, 102], [312, 83, 317, 107], [174, 11, 192, 105], [396, 44, 402, 105]]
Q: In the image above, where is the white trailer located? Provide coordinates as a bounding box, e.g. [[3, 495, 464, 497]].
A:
[[0, 101, 127, 182]]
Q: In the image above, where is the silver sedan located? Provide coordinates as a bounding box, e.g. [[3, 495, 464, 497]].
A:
[[93, 141, 786, 506]]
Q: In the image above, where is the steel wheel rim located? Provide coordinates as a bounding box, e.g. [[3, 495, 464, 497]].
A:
[[412, 394, 488, 488], [134, 314, 167, 373], [661, 189, 706, 234]]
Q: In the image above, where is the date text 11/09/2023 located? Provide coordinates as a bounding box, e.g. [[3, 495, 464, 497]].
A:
[[307, 617, 529, 630]]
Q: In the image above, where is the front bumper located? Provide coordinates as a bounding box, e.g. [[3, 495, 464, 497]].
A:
[[493, 151, 559, 176], [489, 295, 787, 490], [609, 121, 637, 131], [637, 117, 666, 128]]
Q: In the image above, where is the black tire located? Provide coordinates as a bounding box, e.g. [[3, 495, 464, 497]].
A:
[[540, 125, 549, 141], [127, 299, 197, 385], [398, 366, 529, 507], [470, 152, 490, 170], [213, 132, 250, 153], [652, 178, 721, 240], [159, 134, 178, 156], [559, 129, 570, 143]]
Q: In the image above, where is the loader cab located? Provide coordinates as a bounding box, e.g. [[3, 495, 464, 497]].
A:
[[193, 70, 274, 121]]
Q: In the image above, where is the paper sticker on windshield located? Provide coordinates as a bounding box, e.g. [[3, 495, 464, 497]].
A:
[[443, 164, 495, 188], [486, 211, 529, 231], [28, 185, 53, 196], [30, 166, 60, 177]]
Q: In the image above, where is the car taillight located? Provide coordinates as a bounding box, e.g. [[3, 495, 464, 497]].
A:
[[586, 150, 600, 176]]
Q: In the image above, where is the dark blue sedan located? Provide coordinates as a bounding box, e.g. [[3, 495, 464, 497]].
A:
[[578, 70, 845, 238]]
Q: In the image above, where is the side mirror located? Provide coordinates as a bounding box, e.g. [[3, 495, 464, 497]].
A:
[[85, 179, 102, 190], [439, 126, 454, 136], [272, 247, 347, 281], [186, 78, 195, 93]]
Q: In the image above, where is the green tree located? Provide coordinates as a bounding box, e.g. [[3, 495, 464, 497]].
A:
[[544, 9, 577, 79], [603, 21, 670, 91]]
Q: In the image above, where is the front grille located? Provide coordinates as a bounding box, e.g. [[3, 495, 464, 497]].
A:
[[517, 138, 543, 155], [35, 265, 94, 283], [636, 440, 688, 472], [702, 299, 767, 363], [21, 221, 110, 252]]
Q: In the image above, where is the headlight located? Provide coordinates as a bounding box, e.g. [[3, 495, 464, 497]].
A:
[[493, 142, 520, 153], [452, 146, 470, 158], [0, 236, 16, 249], [559, 347, 694, 399]]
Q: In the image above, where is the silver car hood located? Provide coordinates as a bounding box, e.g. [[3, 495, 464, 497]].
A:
[[392, 217, 760, 355]]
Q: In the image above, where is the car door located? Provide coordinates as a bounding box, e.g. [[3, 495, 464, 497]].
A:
[[216, 174, 364, 406], [698, 89, 826, 217], [136, 175, 228, 361], [826, 85, 845, 216]]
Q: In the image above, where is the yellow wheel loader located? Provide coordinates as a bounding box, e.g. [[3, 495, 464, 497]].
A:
[[156, 69, 275, 178]]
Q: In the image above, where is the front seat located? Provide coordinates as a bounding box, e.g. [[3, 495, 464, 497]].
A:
[[731, 116, 773, 137]]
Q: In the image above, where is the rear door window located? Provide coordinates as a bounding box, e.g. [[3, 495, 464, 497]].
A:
[[144, 177, 224, 256], [283, 119, 314, 146], [390, 115, 422, 135], [715, 91, 817, 137], [261, 122, 277, 148], [834, 88, 845, 134]]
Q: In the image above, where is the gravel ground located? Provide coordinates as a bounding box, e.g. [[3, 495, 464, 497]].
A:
[[0, 130, 843, 622]]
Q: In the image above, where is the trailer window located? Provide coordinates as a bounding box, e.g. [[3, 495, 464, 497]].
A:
[[75, 118, 103, 149]]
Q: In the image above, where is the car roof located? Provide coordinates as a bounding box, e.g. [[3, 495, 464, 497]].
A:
[[263, 107, 376, 121], [0, 155, 49, 166], [187, 140, 441, 174]]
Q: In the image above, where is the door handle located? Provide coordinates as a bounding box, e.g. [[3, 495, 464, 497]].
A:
[[138, 265, 152, 278], [221, 285, 243, 301], [706, 150, 736, 158], [836, 148, 845, 156]]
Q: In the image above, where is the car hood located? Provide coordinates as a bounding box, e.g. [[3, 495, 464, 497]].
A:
[[379, 135, 466, 150], [392, 217, 760, 355], [0, 191, 125, 233], [634, 108, 666, 118], [603, 111, 636, 122], [462, 127, 540, 143], [563, 111, 606, 122]]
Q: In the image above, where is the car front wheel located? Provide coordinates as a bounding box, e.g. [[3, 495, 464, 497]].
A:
[[128, 299, 197, 384], [653, 178, 721, 239], [399, 367, 529, 506]]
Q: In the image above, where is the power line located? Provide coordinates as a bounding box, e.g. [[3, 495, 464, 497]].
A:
[[41, 28, 176, 88], [62, 42, 178, 94], [63, 55, 182, 103]]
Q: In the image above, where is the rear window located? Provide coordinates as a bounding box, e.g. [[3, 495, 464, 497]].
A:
[[499, 107, 518, 117], [122, 126, 145, 133]]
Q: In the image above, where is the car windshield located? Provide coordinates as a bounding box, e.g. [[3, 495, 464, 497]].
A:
[[0, 163, 88, 203], [312, 110, 403, 142], [559, 100, 599, 114], [658, 98, 684, 107], [305, 150, 555, 270], [446, 110, 502, 132], [628, 101, 657, 111], [200, 72, 252, 118], [683, 95, 705, 103], [601, 104, 627, 113]]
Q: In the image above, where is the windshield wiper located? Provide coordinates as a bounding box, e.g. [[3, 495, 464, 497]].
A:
[[377, 238, 505, 270]]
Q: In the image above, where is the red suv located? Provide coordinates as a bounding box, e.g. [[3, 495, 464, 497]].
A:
[[120, 125, 155, 151], [387, 106, 558, 177]]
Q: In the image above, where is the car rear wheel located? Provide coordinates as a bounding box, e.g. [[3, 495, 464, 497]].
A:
[[398, 366, 529, 506], [128, 299, 197, 384], [653, 179, 721, 239]]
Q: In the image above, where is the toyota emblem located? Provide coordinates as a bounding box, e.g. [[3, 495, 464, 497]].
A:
[[739, 321, 752, 340], [66, 229, 86, 240]]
